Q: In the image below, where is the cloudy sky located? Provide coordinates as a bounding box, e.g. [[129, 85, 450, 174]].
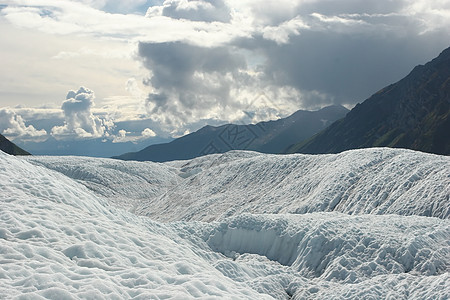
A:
[[1, 0, 449, 156]]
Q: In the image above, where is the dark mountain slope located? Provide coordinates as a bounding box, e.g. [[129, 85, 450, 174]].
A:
[[287, 47, 450, 155], [115, 105, 348, 162], [249, 105, 349, 153], [0, 134, 31, 155]]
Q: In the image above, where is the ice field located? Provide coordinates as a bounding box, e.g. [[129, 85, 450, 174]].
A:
[[1, 148, 449, 299], [27, 148, 449, 220]]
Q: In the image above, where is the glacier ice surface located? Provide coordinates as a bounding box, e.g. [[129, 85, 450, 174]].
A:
[[0, 148, 449, 299]]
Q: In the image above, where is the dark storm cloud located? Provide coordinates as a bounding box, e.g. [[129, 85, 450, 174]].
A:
[[161, 0, 231, 23], [297, 0, 406, 15], [139, 42, 244, 88], [226, 0, 450, 107], [255, 30, 449, 105], [138, 41, 246, 116], [138, 0, 450, 117]]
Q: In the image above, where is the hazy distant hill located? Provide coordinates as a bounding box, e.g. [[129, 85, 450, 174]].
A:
[[287, 47, 450, 155], [0, 134, 30, 155], [115, 105, 348, 162]]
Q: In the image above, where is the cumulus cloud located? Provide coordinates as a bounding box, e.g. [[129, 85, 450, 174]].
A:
[[141, 127, 156, 137], [49, 86, 158, 142], [51, 87, 112, 140], [0, 108, 47, 140], [112, 127, 156, 143], [111, 129, 127, 143]]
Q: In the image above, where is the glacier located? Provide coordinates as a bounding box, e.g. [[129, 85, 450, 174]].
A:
[[1, 148, 449, 299], [26, 148, 449, 220]]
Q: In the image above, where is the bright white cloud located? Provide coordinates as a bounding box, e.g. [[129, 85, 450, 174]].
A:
[[401, 0, 450, 33], [51, 87, 113, 140], [310, 12, 367, 25], [262, 16, 310, 44], [111, 127, 156, 143], [1, 1, 251, 47], [43, 86, 158, 142], [2, 0, 449, 45], [111, 128, 127, 143], [0, 108, 47, 140], [2, 1, 448, 51], [141, 127, 156, 137]]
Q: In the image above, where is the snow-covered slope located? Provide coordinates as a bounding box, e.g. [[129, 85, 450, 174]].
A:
[[2, 149, 449, 299], [151, 148, 450, 221], [27, 148, 449, 221], [0, 150, 272, 299], [24, 155, 179, 208]]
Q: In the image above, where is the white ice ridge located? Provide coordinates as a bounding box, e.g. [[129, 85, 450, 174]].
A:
[[1, 149, 449, 299], [26, 147, 450, 221]]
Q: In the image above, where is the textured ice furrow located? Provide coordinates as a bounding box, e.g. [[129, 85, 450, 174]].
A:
[[206, 213, 449, 282], [290, 272, 450, 300]]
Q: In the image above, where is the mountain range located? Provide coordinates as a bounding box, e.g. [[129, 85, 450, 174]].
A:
[[117, 47, 449, 161], [287, 46, 450, 155], [0, 134, 30, 155], [4, 47, 449, 159], [115, 105, 349, 162]]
